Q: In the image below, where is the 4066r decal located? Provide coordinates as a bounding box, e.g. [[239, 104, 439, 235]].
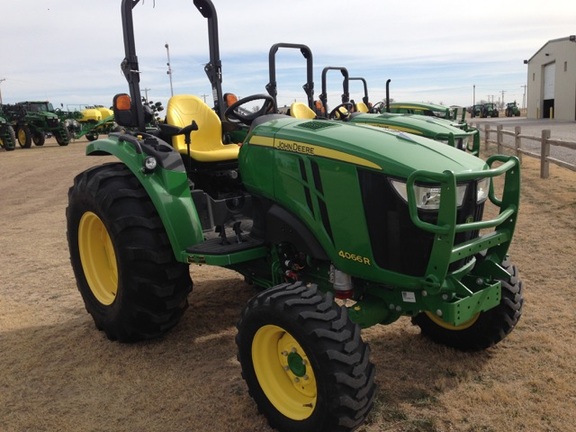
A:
[[338, 250, 371, 265]]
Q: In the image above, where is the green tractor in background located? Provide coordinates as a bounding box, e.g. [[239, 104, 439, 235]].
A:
[[480, 102, 499, 118], [505, 101, 521, 117], [0, 108, 16, 151], [387, 101, 467, 125], [264, 44, 479, 155], [346, 77, 470, 131], [66, 1, 524, 431], [2, 101, 70, 147]]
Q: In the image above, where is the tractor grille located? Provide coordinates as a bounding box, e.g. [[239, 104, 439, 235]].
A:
[[358, 169, 484, 277]]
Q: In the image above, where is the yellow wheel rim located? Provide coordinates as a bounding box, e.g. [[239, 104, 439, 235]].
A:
[[252, 325, 317, 421], [78, 211, 118, 305], [17, 129, 26, 143], [424, 311, 480, 330]]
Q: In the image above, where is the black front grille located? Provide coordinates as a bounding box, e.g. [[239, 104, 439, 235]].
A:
[[358, 169, 483, 277]]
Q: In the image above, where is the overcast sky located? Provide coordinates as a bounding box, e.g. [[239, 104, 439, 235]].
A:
[[1, 0, 575, 111]]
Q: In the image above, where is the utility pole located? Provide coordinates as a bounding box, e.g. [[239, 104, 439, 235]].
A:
[[143, 88, 151, 101], [200, 94, 209, 103], [520, 85, 527, 109], [501, 90, 506, 108], [165, 43, 174, 97], [0, 78, 6, 105]]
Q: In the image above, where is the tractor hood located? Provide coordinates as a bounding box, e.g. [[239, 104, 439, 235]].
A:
[[349, 112, 468, 139], [241, 116, 486, 185]]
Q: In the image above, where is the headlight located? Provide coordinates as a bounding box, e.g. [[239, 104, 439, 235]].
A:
[[476, 178, 489, 203], [390, 179, 467, 210], [143, 156, 157, 173]]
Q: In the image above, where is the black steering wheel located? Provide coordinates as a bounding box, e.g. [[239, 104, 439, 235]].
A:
[[224, 94, 276, 125], [329, 102, 354, 120], [369, 101, 385, 113]]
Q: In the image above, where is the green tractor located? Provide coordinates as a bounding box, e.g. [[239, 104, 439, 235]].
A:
[[0, 109, 16, 151], [2, 101, 70, 147], [264, 44, 479, 155], [387, 101, 468, 125], [66, 1, 524, 431], [505, 101, 521, 117], [347, 77, 471, 131], [477, 102, 499, 118]]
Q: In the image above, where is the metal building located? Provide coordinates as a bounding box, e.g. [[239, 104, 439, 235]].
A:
[[524, 36, 576, 120]]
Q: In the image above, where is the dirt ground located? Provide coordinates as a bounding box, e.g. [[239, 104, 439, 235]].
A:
[[1, 136, 575, 432]]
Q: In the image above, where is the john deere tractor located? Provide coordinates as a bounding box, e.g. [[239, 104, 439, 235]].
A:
[[505, 101, 521, 117], [3, 101, 70, 147], [66, 1, 523, 431], [264, 44, 479, 156]]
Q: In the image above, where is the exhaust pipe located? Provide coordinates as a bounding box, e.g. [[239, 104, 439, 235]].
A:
[[386, 79, 391, 112]]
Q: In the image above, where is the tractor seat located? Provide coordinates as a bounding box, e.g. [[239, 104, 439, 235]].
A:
[[355, 102, 370, 113], [166, 94, 239, 163], [290, 102, 317, 119]]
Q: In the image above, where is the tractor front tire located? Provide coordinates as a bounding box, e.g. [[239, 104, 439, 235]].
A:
[[66, 162, 192, 342], [33, 131, 46, 146], [55, 129, 70, 146], [412, 259, 523, 351], [236, 282, 376, 432]]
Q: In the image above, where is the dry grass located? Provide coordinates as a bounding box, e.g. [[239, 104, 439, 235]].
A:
[[1, 139, 575, 432]]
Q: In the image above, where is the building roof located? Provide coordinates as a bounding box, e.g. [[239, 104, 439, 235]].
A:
[[525, 35, 576, 63]]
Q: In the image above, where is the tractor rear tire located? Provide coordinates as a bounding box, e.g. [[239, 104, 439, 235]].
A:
[[17, 126, 32, 148], [236, 282, 376, 432], [412, 259, 523, 351], [66, 162, 192, 342], [0, 126, 16, 151]]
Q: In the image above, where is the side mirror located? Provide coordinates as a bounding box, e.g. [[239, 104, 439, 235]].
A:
[[113, 93, 137, 127]]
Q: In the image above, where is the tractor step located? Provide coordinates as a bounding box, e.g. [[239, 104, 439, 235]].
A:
[[186, 223, 268, 266], [187, 235, 265, 255]]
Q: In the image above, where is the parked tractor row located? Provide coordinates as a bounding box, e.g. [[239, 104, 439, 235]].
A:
[[0, 101, 122, 151]]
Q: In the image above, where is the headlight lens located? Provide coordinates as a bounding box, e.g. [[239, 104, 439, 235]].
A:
[[143, 156, 157, 173], [390, 180, 467, 210], [476, 178, 490, 203]]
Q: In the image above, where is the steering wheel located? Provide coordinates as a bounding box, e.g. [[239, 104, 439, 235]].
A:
[[329, 102, 354, 120], [370, 101, 385, 113], [224, 94, 276, 125]]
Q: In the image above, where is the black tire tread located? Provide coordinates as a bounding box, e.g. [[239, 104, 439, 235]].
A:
[[236, 282, 376, 432], [412, 259, 524, 351], [66, 162, 191, 342]]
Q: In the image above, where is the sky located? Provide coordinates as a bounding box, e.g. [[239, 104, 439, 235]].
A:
[[1, 0, 575, 112]]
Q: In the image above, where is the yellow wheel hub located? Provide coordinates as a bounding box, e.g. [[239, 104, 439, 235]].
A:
[[78, 211, 118, 305], [17, 129, 26, 142], [252, 325, 317, 421], [424, 311, 480, 330]]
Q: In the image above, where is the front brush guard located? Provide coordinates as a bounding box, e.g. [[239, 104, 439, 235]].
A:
[[405, 155, 520, 294]]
